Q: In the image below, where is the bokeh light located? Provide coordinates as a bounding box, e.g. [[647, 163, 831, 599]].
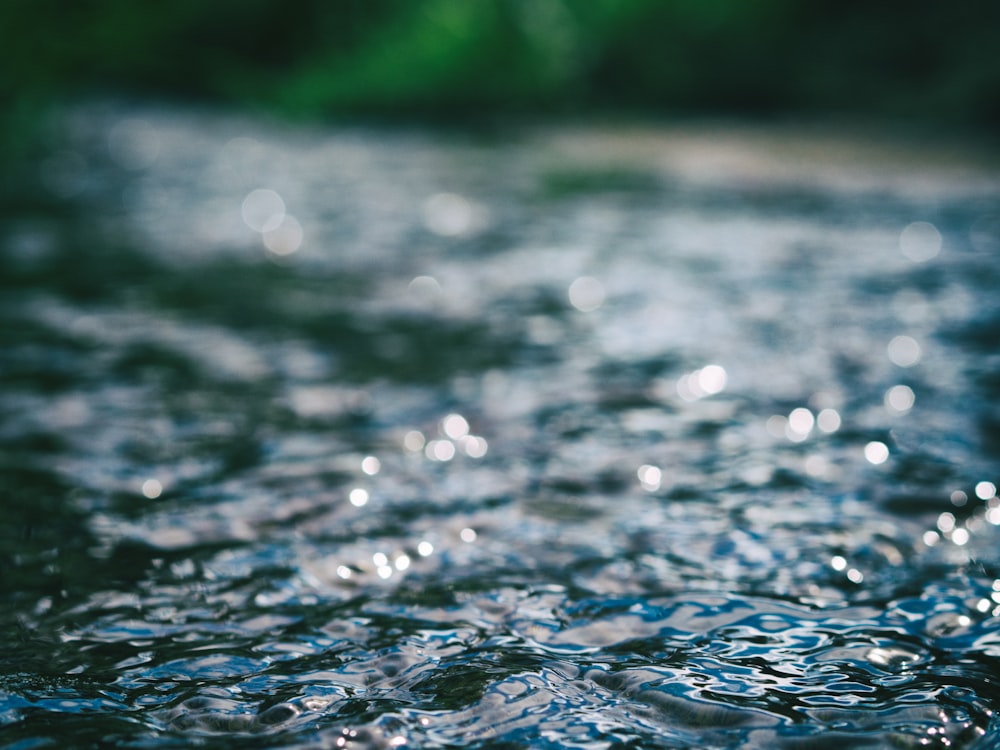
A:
[[242, 188, 285, 233], [637, 464, 662, 491], [568, 276, 606, 312], [263, 215, 303, 256], [884, 385, 915, 415], [459, 435, 488, 458], [408, 275, 443, 302], [677, 365, 727, 401], [697, 365, 727, 395], [976, 481, 998, 500], [864, 441, 889, 465], [423, 192, 484, 237], [766, 415, 787, 438], [937, 512, 956, 533], [887, 335, 921, 367], [787, 408, 815, 441], [804, 455, 833, 478], [459, 528, 477, 543], [899, 221, 942, 262], [425, 439, 456, 462], [141, 478, 163, 499], [442, 413, 469, 439], [816, 408, 841, 433], [417, 541, 434, 557], [403, 430, 426, 452]]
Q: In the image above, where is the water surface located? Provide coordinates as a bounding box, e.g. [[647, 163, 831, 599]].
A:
[[2, 106, 1000, 748]]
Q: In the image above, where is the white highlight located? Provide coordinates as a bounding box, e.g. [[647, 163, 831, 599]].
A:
[[697, 365, 728, 395], [817, 408, 841, 433], [263, 215, 303, 256], [460, 435, 488, 458], [424, 192, 482, 237], [887, 335, 921, 367], [638, 464, 662, 491], [425, 440, 456, 462], [899, 221, 942, 262], [885, 385, 915, 415], [568, 276, 606, 312], [141, 479, 163, 499], [403, 430, 426, 452], [442, 413, 470, 439], [788, 408, 815, 437], [677, 365, 727, 401], [460, 528, 477, 543], [937, 512, 956, 533], [864, 441, 889, 465], [242, 188, 286, 233]]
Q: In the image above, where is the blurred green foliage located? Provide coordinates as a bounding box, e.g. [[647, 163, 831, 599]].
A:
[[2, 0, 998, 168]]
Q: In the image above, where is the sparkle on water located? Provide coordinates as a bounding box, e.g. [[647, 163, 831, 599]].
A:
[[899, 220, 943, 263], [887, 334, 922, 367], [141, 478, 163, 499], [2, 105, 1000, 749], [568, 275, 606, 312], [864, 440, 890, 465], [885, 384, 916, 415]]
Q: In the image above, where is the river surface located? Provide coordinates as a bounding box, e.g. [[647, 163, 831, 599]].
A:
[[2, 104, 1000, 748]]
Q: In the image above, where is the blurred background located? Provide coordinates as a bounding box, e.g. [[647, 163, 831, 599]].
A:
[[3, 0, 1000, 176]]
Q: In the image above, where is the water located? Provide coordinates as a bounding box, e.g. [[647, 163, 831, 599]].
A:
[[2, 104, 1000, 748]]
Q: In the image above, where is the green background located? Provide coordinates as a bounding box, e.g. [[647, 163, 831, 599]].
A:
[[2, 0, 998, 169]]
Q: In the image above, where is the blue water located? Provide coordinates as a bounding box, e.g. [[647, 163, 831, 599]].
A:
[[2, 105, 1000, 748]]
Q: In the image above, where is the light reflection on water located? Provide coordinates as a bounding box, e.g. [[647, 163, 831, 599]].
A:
[[2, 105, 1000, 748]]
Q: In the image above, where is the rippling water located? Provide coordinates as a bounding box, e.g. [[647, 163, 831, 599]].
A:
[[3, 105, 1000, 748]]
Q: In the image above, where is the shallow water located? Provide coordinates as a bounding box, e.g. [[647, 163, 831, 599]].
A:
[[2, 105, 1000, 748]]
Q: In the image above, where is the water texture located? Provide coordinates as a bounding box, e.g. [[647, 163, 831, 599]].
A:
[[2, 105, 1000, 748]]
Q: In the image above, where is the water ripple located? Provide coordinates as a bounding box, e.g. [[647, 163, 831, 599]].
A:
[[2, 105, 1000, 748]]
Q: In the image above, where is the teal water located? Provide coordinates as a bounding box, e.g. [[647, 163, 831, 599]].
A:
[[2, 105, 1000, 748]]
